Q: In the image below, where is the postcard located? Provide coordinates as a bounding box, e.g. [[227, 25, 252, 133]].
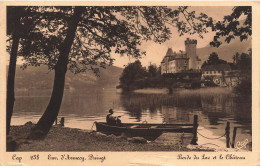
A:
[[0, 1, 259, 166]]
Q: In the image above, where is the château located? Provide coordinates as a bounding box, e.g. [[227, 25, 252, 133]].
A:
[[161, 38, 201, 75]]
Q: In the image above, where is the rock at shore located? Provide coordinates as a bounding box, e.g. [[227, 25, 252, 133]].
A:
[[127, 137, 148, 144]]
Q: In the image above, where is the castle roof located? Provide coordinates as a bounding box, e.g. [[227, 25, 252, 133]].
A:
[[165, 48, 174, 57], [161, 48, 188, 63], [175, 53, 188, 59]]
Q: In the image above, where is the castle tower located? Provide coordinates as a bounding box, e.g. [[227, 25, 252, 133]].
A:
[[185, 38, 197, 70]]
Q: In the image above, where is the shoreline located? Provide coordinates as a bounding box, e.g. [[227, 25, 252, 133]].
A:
[[132, 87, 233, 95], [8, 124, 214, 152]]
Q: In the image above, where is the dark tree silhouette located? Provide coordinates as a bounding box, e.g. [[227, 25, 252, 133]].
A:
[[119, 60, 147, 91], [201, 52, 227, 68], [207, 6, 252, 95], [234, 49, 252, 95], [210, 6, 252, 47], [29, 7, 85, 139], [6, 6, 69, 135], [147, 64, 158, 78], [6, 8, 21, 135], [6, 7, 40, 135]]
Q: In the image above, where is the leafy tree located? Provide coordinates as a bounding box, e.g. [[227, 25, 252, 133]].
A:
[[6, 7, 23, 136], [6, 7, 44, 135], [119, 60, 147, 91], [234, 51, 251, 95], [6, 6, 70, 136], [207, 7, 251, 94], [147, 64, 158, 77], [208, 52, 220, 64], [210, 6, 252, 47], [201, 52, 227, 68], [29, 7, 84, 139], [239, 53, 251, 68], [232, 49, 251, 95], [236, 49, 252, 71]]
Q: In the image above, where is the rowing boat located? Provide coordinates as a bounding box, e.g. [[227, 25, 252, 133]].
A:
[[95, 122, 194, 141]]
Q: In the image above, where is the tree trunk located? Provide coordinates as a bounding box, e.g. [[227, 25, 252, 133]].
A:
[[29, 7, 84, 139], [6, 33, 20, 135], [6, 7, 22, 135]]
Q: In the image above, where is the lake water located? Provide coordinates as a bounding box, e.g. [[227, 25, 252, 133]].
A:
[[12, 86, 252, 151]]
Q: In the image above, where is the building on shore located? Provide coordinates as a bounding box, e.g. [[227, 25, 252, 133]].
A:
[[201, 64, 240, 87], [161, 38, 201, 75]]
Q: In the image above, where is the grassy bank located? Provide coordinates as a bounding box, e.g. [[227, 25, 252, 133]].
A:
[[133, 87, 233, 95], [8, 124, 213, 151]]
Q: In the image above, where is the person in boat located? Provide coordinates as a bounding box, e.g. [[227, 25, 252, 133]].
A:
[[106, 109, 121, 125]]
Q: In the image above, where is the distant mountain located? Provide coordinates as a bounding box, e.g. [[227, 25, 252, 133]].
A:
[[13, 64, 123, 90], [197, 37, 252, 64]]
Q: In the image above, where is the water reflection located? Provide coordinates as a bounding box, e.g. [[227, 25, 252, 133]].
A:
[[119, 90, 251, 127], [12, 87, 252, 150], [118, 89, 251, 150]]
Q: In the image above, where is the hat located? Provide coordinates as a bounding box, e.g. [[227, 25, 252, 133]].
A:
[[109, 109, 114, 114]]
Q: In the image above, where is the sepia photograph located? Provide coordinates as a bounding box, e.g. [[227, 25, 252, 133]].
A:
[[1, 2, 259, 165], [5, 5, 253, 152]]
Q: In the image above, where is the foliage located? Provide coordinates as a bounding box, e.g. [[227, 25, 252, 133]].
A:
[[7, 7, 42, 37], [119, 60, 147, 91], [236, 51, 252, 71], [233, 49, 252, 95], [234, 78, 251, 95], [6, 6, 212, 75], [6, 6, 47, 135], [204, 6, 252, 94], [201, 52, 227, 68], [232, 49, 251, 72], [147, 64, 158, 77], [119, 61, 203, 91], [210, 6, 252, 47]]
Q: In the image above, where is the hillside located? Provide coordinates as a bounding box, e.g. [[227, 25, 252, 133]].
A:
[[197, 37, 252, 63], [13, 64, 123, 90]]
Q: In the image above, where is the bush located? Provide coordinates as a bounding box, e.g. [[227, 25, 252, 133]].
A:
[[234, 78, 252, 95]]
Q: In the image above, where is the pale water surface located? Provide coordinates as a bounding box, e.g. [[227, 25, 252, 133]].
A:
[[12, 86, 252, 151]]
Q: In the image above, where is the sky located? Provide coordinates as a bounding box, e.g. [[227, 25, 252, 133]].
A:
[[9, 6, 235, 68], [112, 6, 235, 68]]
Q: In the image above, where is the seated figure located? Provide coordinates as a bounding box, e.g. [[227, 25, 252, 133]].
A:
[[106, 109, 121, 125]]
